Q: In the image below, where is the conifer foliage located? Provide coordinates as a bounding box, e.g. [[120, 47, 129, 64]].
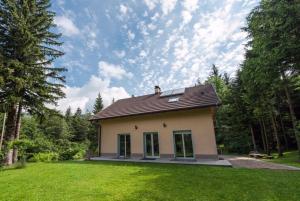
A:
[[93, 93, 103, 114], [0, 0, 65, 164]]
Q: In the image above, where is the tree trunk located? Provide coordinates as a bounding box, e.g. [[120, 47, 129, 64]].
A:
[[0, 113, 7, 152], [270, 111, 283, 157], [279, 112, 289, 150], [262, 119, 270, 155], [13, 103, 22, 163], [4, 105, 18, 165], [281, 71, 300, 156], [259, 119, 267, 153], [249, 124, 257, 152]]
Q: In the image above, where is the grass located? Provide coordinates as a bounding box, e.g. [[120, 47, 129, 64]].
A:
[[0, 161, 300, 201], [265, 151, 300, 168]]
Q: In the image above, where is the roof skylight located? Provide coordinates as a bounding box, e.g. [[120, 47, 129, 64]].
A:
[[168, 97, 179, 102]]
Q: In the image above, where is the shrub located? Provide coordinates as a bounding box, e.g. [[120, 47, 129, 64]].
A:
[[0, 151, 4, 168], [8, 139, 34, 160], [29, 152, 59, 162], [56, 140, 88, 160], [72, 149, 85, 160]]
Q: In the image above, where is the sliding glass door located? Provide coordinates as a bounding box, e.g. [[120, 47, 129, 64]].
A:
[[173, 131, 194, 158], [118, 134, 131, 158], [144, 132, 159, 158]]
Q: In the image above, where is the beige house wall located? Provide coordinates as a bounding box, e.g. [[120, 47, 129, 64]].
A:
[[99, 107, 218, 160]]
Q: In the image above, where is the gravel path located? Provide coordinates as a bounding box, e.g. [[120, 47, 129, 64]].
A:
[[221, 155, 300, 171]]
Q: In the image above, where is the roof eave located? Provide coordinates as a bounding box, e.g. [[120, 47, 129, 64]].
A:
[[93, 103, 220, 121]]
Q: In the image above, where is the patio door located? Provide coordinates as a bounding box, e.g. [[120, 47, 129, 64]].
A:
[[144, 132, 159, 158], [173, 131, 194, 158], [118, 134, 131, 158]]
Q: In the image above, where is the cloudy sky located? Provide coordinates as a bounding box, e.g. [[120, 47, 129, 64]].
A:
[[51, 0, 259, 113]]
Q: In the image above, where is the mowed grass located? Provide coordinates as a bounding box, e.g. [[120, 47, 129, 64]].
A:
[[0, 161, 300, 201], [266, 151, 300, 168]]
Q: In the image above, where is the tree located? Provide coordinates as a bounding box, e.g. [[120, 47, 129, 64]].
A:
[[0, 0, 65, 164], [65, 106, 72, 122], [244, 0, 300, 156], [93, 93, 104, 114], [75, 107, 82, 116], [39, 115, 71, 140]]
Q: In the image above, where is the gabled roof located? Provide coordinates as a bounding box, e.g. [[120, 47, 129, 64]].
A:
[[91, 84, 220, 120]]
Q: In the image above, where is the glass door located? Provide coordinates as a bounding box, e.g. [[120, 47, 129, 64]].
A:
[[173, 131, 194, 158], [118, 134, 131, 158], [144, 132, 159, 158]]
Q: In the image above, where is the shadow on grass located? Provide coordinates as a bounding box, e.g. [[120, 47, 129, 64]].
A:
[[0, 162, 26, 172]]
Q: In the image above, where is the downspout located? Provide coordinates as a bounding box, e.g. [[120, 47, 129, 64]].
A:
[[98, 122, 101, 157]]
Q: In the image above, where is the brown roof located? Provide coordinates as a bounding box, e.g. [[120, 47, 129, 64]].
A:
[[91, 84, 220, 120]]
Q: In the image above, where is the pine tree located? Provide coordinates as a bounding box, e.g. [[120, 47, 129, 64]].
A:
[[0, 0, 65, 164], [75, 108, 82, 116], [65, 106, 72, 122], [93, 93, 104, 114]]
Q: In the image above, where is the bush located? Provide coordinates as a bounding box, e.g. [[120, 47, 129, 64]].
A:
[[0, 151, 4, 168], [56, 139, 87, 160], [72, 149, 85, 160], [29, 152, 59, 162]]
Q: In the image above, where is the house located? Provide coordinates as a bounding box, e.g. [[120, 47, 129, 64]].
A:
[[91, 84, 220, 160]]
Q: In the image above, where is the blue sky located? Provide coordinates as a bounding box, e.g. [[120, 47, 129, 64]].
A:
[[52, 0, 259, 112]]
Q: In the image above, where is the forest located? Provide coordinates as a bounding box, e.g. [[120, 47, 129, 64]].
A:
[[0, 0, 299, 167], [206, 0, 300, 156]]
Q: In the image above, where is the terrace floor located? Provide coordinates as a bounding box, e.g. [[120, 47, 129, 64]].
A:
[[90, 157, 232, 167]]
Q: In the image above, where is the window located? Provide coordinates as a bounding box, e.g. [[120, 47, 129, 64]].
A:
[[168, 97, 179, 102], [144, 132, 159, 158], [173, 130, 194, 158], [118, 134, 131, 158]]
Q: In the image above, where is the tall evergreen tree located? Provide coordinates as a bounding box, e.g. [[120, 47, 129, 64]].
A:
[[93, 93, 103, 114], [75, 107, 82, 116], [65, 106, 72, 122], [0, 0, 65, 164]]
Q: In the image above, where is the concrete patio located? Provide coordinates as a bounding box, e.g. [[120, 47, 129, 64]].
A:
[[90, 157, 232, 167]]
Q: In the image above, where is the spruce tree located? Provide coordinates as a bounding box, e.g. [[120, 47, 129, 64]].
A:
[[65, 106, 72, 122], [75, 108, 82, 116], [0, 0, 65, 164], [93, 93, 104, 114]]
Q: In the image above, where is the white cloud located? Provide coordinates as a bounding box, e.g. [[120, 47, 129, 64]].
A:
[[161, 0, 177, 15], [144, 0, 158, 10], [180, 0, 199, 25], [56, 76, 129, 112], [128, 30, 135, 40], [166, 19, 173, 27], [182, 0, 199, 12], [120, 4, 128, 15], [181, 10, 192, 24], [54, 16, 80, 36], [98, 61, 133, 80], [113, 50, 126, 58], [151, 13, 160, 21], [148, 23, 157, 30], [139, 50, 147, 58]]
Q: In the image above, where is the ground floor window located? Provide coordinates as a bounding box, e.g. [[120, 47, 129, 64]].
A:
[[118, 134, 131, 158], [144, 132, 159, 158], [173, 131, 194, 158]]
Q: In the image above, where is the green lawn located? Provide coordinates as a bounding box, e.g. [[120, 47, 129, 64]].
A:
[[0, 161, 300, 201], [266, 151, 300, 168]]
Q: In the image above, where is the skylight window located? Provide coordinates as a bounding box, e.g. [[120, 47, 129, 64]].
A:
[[168, 97, 179, 102]]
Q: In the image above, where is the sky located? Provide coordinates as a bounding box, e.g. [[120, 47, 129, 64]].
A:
[[51, 0, 259, 113]]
